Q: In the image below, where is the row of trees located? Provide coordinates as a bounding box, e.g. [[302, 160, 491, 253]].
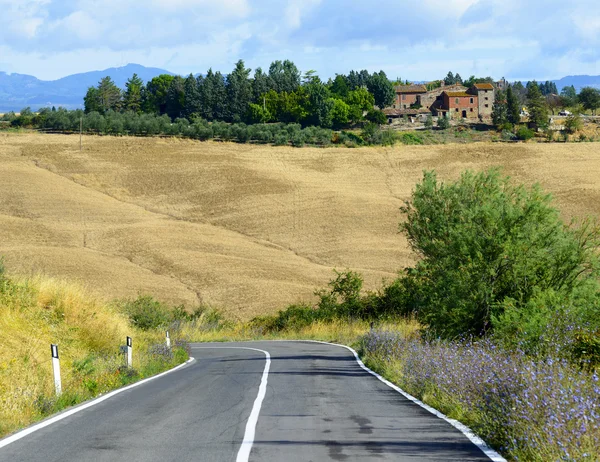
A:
[[492, 81, 600, 129], [1, 106, 403, 147], [83, 60, 396, 129]]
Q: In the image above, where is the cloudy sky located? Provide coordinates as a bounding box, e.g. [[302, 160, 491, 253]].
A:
[[0, 0, 599, 81]]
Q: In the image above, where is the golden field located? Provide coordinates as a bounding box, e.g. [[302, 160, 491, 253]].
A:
[[1, 132, 600, 319]]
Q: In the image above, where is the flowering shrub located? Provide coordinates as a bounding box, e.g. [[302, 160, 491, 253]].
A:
[[361, 330, 600, 461]]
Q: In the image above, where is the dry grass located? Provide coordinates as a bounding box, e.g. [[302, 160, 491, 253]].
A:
[[0, 275, 186, 436], [1, 132, 600, 319]]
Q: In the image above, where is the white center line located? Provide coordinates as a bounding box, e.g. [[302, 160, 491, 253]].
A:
[[193, 346, 271, 462]]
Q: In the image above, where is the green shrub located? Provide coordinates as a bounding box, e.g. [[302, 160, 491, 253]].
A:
[[194, 124, 213, 141], [361, 122, 382, 144], [365, 109, 387, 125], [564, 113, 583, 134], [380, 130, 398, 146], [399, 169, 600, 338], [120, 295, 172, 330], [424, 115, 433, 130], [273, 133, 289, 146], [291, 131, 306, 147], [516, 125, 534, 141], [501, 129, 516, 141], [400, 133, 423, 145], [436, 116, 450, 130]]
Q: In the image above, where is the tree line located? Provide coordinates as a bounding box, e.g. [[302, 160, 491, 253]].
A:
[[81, 60, 396, 129], [492, 81, 600, 133]]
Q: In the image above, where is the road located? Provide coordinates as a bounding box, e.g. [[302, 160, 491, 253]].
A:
[[0, 341, 502, 461]]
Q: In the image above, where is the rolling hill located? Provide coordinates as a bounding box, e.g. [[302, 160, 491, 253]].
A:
[[1, 133, 599, 319], [0, 64, 174, 112]]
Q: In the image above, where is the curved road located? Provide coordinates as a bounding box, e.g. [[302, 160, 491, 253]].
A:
[[0, 341, 501, 461]]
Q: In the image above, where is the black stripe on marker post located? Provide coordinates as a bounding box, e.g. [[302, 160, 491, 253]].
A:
[[127, 336, 132, 347], [51, 344, 59, 359]]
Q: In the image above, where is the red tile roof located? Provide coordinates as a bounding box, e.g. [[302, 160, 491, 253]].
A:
[[395, 84, 427, 93], [445, 91, 473, 97]]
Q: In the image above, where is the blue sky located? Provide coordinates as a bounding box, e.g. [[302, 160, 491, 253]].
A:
[[0, 0, 599, 81]]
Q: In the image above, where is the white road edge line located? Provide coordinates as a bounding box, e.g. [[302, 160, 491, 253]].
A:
[[0, 357, 195, 449], [296, 339, 506, 462], [193, 346, 271, 462]]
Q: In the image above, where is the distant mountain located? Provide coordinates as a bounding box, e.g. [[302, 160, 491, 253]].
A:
[[0, 64, 175, 112], [551, 75, 600, 92]]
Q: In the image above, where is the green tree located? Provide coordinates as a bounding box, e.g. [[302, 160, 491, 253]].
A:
[[200, 69, 227, 121], [365, 109, 387, 125], [330, 98, 350, 128], [278, 89, 308, 123], [424, 115, 433, 130], [144, 74, 175, 115], [251, 67, 271, 102], [268, 60, 301, 93], [526, 81, 549, 128], [564, 113, 583, 134], [86, 77, 121, 114], [511, 81, 527, 105], [330, 75, 349, 98], [578, 87, 600, 115], [400, 169, 599, 338], [345, 88, 375, 111], [437, 115, 450, 130], [305, 80, 333, 127], [345, 87, 374, 123], [226, 59, 253, 122], [367, 71, 395, 109], [506, 86, 521, 125], [444, 72, 456, 85], [347, 70, 370, 90], [123, 73, 144, 113], [560, 85, 578, 107], [246, 103, 272, 124], [84, 87, 101, 114], [165, 76, 186, 120], [183, 74, 201, 119], [491, 90, 508, 128]]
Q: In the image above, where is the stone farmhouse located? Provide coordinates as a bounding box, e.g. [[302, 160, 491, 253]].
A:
[[384, 82, 496, 122]]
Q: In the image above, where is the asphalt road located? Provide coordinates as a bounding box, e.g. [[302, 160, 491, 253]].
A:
[[0, 341, 500, 461]]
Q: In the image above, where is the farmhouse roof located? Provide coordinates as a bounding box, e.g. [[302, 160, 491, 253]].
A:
[[395, 84, 427, 93], [473, 83, 494, 90], [445, 91, 473, 97], [383, 107, 430, 116]]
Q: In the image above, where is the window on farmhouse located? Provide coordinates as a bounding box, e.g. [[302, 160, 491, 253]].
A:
[[470, 98, 474, 103], [485, 104, 489, 108], [470, 108, 474, 112], [455, 98, 459, 104], [402, 95, 406, 101]]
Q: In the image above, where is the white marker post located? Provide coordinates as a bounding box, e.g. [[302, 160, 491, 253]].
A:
[[50, 344, 62, 396], [126, 336, 132, 368], [166, 331, 171, 349]]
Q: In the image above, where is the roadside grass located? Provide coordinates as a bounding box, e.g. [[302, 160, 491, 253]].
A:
[[179, 317, 420, 348], [0, 274, 190, 439]]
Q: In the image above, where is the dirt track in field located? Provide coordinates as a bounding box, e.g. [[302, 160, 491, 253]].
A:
[[1, 132, 599, 319]]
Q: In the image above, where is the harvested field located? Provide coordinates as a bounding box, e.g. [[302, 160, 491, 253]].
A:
[[1, 132, 599, 319]]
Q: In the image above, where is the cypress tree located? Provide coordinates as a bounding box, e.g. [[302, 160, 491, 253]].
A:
[[183, 74, 201, 119], [506, 86, 521, 125]]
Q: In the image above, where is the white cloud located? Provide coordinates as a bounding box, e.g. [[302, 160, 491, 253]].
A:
[[0, 0, 598, 81], [284, 0, 321, 29]]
